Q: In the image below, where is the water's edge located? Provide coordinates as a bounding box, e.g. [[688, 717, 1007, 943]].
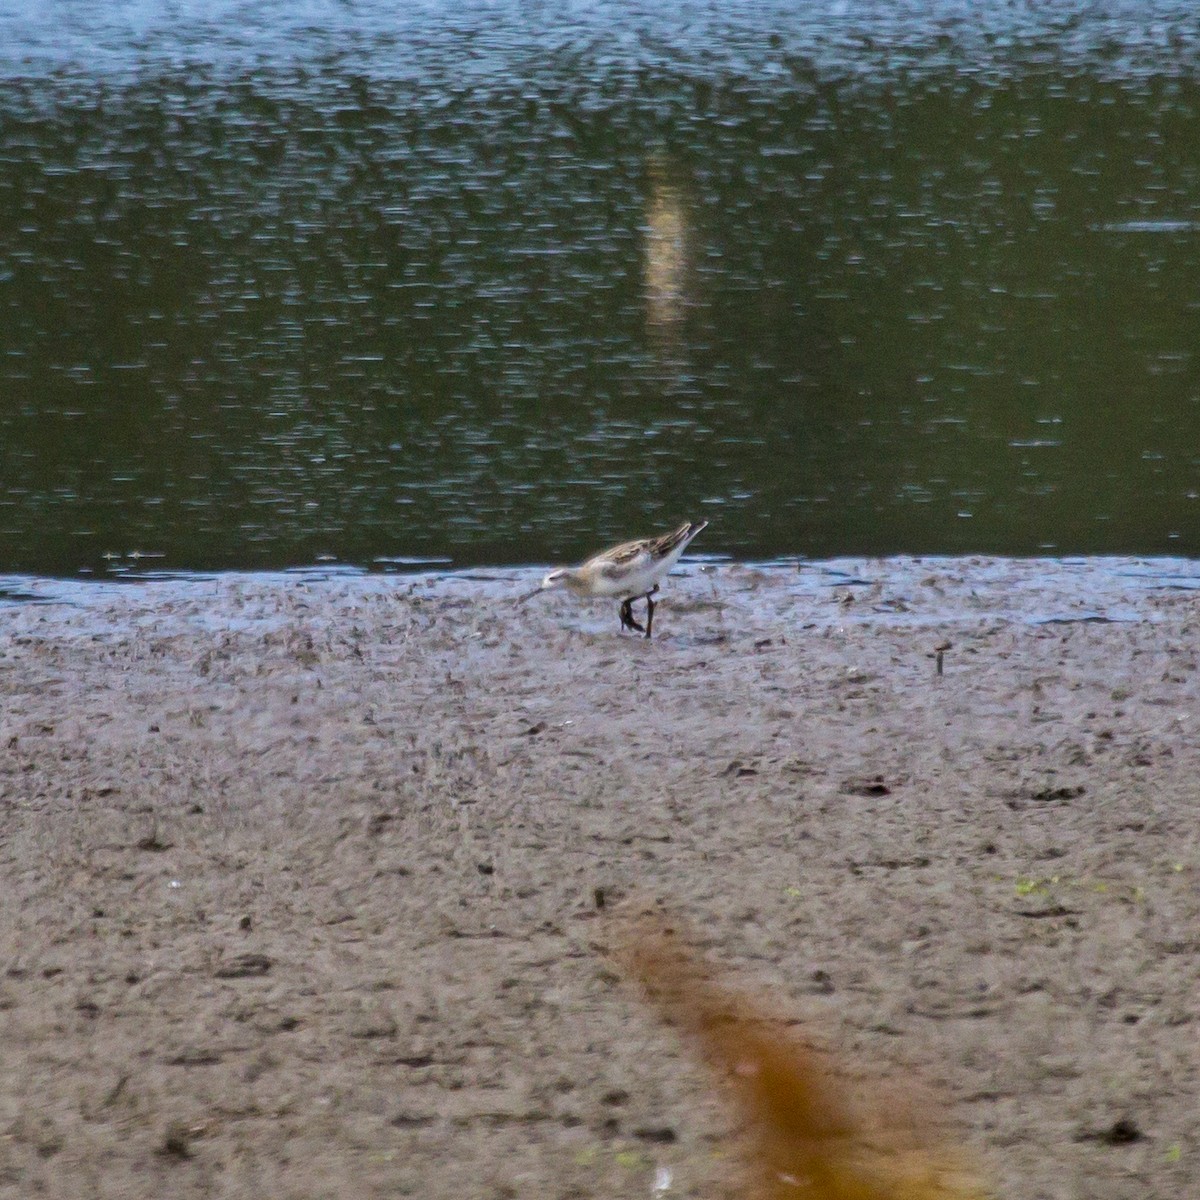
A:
[[2, 557, 1197, 634]]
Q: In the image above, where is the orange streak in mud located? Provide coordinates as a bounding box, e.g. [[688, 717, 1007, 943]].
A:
[[623, 918, 992, 1200]]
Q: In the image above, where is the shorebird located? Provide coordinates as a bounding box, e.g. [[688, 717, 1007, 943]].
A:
[[520, 520, 708, 638]]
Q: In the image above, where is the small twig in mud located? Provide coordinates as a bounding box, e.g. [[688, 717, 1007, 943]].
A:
[[932, 641, 953, 678], [101, 1073, 130, 1109]]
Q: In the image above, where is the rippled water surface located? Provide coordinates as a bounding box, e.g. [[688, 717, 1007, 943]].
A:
[[1, 1, 1198, 574]]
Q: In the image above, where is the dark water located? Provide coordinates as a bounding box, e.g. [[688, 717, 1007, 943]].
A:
[[1, 2, 1198, 576]]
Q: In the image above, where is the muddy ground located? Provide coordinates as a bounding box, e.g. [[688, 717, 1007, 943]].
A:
[[0, 558, 1197, 1199]]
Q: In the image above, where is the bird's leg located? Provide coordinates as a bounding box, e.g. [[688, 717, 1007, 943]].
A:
[[642, 584, 660, 639], [619, 597, 644, 634]]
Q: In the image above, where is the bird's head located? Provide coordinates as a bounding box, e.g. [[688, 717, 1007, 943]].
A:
[[517, 567, 573, 605]]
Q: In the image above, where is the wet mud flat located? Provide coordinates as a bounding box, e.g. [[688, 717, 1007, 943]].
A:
[[0, 557, 1198, 1199]]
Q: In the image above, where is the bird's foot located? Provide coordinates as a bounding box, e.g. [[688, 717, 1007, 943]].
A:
[[619, 598, 645, 634], [621, 586, 659, 636]]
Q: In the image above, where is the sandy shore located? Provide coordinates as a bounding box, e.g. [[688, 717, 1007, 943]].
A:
[[1, 557, 1198, 1199]]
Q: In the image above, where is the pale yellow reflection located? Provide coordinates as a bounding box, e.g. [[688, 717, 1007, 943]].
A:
[[643, 157, 695, 367]]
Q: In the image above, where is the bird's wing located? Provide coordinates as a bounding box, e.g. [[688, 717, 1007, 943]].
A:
[[607, 539, 653, 566], [593, 544, 651, 579], [586, 521, 706, 577]]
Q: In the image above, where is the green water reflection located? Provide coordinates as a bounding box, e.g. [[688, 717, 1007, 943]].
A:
[[1, 52, 1198, 574]]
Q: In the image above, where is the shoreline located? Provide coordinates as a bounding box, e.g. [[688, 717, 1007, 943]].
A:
[[1, 557, 1197, 1198], [4, 551, 1199, 621]]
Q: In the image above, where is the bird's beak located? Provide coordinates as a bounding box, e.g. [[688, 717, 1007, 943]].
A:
[[516, 586, 542, 606]]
